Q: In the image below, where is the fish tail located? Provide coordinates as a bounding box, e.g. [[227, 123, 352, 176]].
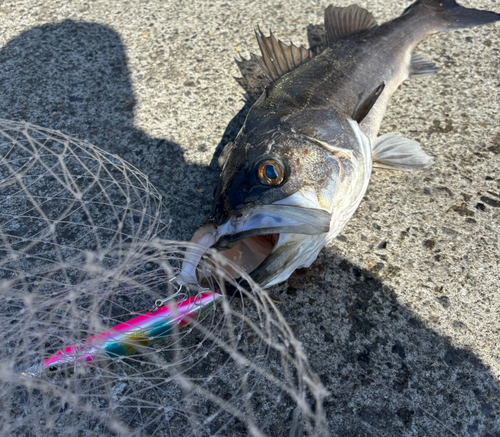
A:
[[405, 0, 500, 31]]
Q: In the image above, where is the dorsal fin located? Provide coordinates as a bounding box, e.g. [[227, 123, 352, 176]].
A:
[[324, 4, 377, 45], [252, 28, 316, 82]]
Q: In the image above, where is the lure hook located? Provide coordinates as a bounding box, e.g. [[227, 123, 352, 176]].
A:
[[153, 279, 187, 310]]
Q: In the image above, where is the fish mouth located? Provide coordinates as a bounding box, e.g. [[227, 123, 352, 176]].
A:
[[180, 204, 330, 286], [213, 233, 280, 280]]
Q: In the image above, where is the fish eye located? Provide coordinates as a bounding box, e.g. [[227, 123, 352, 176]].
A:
[[256, 159, 286, 187]]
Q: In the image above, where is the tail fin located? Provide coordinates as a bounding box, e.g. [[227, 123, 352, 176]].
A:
[[405, 0, 500, 31]]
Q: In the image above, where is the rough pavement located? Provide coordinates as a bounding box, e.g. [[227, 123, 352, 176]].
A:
[[0, 0, 499, 435]]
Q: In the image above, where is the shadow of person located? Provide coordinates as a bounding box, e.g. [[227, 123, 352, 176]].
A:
[[0, 20, 217, 240]]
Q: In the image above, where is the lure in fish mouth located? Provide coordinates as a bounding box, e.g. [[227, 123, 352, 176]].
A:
[[181, 0, 500, 288]]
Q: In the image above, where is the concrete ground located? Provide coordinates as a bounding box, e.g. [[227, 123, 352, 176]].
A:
[[0, 0, 499, 435]]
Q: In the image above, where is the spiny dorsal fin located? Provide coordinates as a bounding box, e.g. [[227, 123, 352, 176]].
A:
[[324, 4, 377, 45], [409, 52, 440, 79], [252, 27, 316, 82]]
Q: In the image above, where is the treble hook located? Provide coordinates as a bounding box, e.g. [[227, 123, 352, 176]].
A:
[[153, 278, 188, 310]]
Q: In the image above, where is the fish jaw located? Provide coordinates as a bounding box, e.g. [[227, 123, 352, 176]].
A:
[[180, 223, 218, 284], [249, 232, 327, 287], [179, 201, 331, 287]]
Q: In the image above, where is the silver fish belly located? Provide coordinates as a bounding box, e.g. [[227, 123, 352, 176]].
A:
[[181, 0, 500, 288]]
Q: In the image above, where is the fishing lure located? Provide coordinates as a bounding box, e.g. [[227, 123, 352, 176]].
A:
[[24, 292, 222, 377]]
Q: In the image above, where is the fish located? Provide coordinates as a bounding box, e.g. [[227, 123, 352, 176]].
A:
[[22, 292, 221, 378], [180, 0, 500, 288]]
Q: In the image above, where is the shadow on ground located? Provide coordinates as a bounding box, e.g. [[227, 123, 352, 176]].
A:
[[1, 21, 498, 436], [0, 20, 215, 240], [275, 249, 500, 436]]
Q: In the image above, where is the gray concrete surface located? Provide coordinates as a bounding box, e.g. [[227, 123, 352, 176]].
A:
[[0, 0, 499, 435]]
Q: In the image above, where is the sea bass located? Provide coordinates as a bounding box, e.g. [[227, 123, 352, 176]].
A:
[[181, 0, 500, 288]]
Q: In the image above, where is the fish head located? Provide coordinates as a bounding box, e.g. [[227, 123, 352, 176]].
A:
[[181, 115, 371, 288]]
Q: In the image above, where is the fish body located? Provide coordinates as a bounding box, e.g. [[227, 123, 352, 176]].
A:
[[31, 293, 221, 376], [181, 0, 500, 288]]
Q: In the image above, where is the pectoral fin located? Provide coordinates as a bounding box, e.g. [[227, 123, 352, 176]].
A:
[[352, 83, 385, 124], [409, 53, 440, 79], [372, 133, 434, 171]]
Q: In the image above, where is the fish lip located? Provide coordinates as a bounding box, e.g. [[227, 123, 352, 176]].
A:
[[212, 227, 285, 250], [210, 204, 331, 250], [213, 224, 322, 251]]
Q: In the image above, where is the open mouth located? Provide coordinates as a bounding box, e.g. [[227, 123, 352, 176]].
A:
[[215, 233, 279, 279], [180, 204, 331, 285]]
